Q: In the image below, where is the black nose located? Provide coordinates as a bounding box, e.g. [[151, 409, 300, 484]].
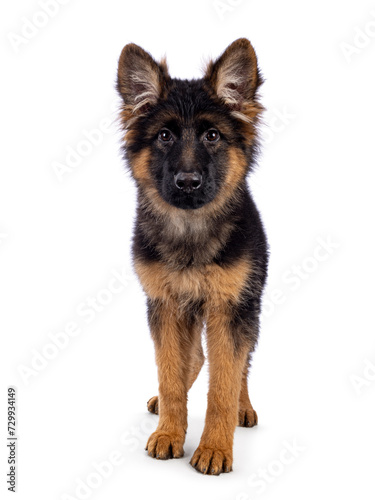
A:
[[174, 172, 202, 193]]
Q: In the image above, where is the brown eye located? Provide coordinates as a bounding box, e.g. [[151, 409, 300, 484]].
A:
[[159, 129, 172, 142], [205, 129, 220, 142]]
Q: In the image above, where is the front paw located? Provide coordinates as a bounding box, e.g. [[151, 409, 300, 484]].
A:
[[146, 430, 184, 460], [190, 445, 233, 475]]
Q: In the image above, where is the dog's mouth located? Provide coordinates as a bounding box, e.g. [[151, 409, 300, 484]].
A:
[[169, 190, 206, 210], [166, 183, 216, 210]]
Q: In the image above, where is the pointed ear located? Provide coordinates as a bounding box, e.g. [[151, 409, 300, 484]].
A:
[[117, 43, 170, 122], [204, 38, 263, 122]]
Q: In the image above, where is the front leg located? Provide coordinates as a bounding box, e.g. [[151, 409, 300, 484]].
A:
[[146, 298, 199, 460], [191, 304, 257, 474]]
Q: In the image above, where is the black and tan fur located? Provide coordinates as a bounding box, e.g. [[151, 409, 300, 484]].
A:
[[117, 38, 268, 475]]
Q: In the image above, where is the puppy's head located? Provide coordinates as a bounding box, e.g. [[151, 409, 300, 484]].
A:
[[117, 39, 263, 211]]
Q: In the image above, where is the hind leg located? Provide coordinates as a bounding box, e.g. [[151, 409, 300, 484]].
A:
[[147, 321, 204, 415], [238, 354, 258, 427]]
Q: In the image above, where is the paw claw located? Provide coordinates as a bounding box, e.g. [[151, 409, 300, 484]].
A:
[[146, 431, 184, 460], [190, 446, 232, 475]]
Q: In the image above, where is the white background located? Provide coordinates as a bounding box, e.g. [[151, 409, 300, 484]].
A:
[[1, 0, 375, 499]]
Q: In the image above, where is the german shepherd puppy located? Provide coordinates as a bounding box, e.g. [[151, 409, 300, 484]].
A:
[[117, 38, 268, 475]]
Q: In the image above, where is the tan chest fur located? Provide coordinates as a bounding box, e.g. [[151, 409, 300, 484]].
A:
[[134, 257, 252, 308]]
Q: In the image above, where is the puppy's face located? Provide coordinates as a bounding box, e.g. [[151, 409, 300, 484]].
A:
[[117, 39, 263, 210]]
